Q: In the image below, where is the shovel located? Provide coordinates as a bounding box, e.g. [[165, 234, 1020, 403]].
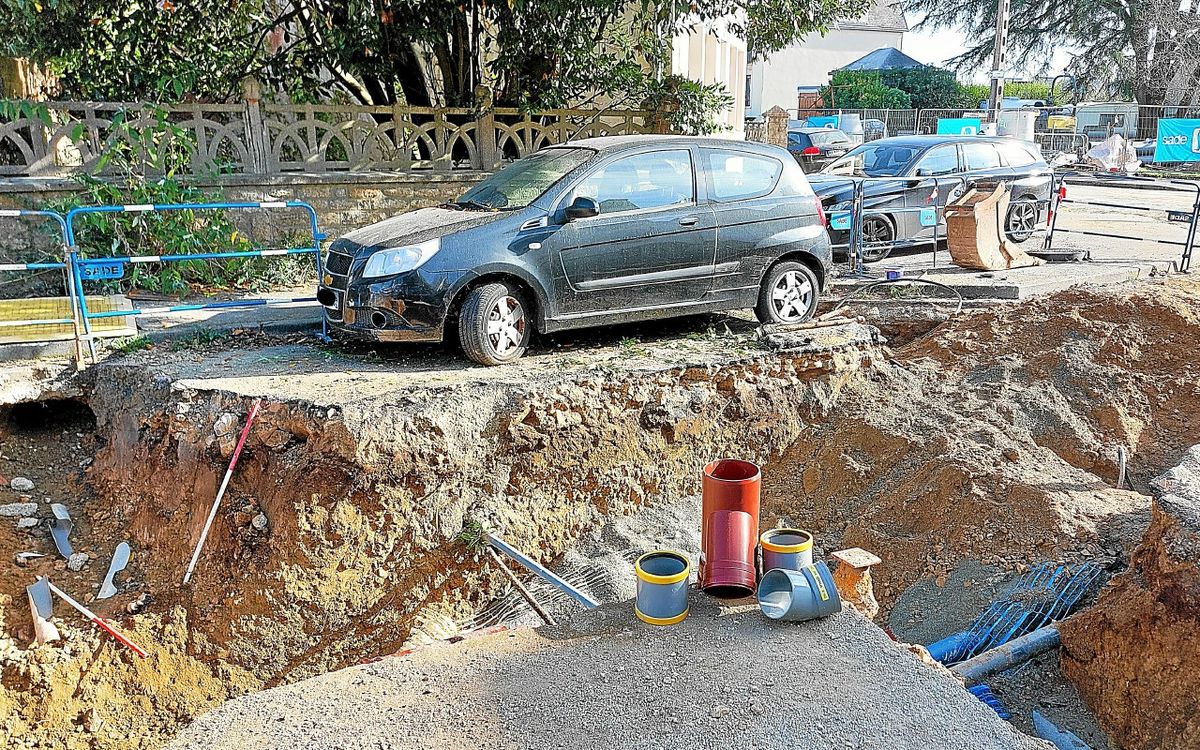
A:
[[49, 503, 73, 558], [25, 578, 61, 644], [97, 542, 131, 600]]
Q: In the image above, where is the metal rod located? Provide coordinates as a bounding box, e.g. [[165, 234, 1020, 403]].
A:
[[487, 546, 556, 626], [486, 532, 598, 609], [950, 625, 1061, 685], [183, 399, 262, 584]]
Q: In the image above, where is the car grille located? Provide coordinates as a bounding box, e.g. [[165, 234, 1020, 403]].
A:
[[324, 247, 355, 278]]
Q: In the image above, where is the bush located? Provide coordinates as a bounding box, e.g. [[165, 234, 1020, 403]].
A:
[[823, 71, 911, 109], [879, 67, 963, 110], [643, 75, 734, 136]]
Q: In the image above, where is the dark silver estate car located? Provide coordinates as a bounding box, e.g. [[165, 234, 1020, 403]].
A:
[[318, 135, 832, 365]]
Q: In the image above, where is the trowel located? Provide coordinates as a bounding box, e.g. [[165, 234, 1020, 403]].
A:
[[49, 503, 73, 558], [96, 542, 131, 600], [26, 577, 60, 644]]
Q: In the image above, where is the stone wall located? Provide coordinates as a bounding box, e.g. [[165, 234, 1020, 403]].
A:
[[0, 171, 487, 259]]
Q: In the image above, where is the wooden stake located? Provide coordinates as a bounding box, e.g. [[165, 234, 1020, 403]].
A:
[[487, 546, 556, 626]]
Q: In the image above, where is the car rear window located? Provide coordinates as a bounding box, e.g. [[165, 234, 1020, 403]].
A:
[[809, 130, 849, 146], [787, 132, 811, 148], [998, 141, 1041, 166], [963, 142, 1002, 170], [704, 150, 783, 201]]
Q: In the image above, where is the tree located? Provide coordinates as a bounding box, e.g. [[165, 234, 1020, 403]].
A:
[[906, 0, 1200, 106], [2, 0, 871, 108]]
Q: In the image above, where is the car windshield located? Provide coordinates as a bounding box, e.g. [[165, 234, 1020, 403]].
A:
[[455, 147, 595, 210], [823, 142, 921, 177]]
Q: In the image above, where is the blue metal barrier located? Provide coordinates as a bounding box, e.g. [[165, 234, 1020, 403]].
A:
[[0, 208, 87, 364], [1044, 172, 1199, 272], [65, 200, 327, 362]]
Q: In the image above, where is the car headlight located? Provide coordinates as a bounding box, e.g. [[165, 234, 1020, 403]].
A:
[[361, 238, 440, 278]]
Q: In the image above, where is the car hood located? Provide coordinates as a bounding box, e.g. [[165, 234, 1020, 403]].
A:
[[338, 206, 508, 251], [807, 174, 911, 204]]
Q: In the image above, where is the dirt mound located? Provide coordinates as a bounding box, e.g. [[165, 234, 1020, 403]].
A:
[[764, 276, 1200, 605], [1060, 445, 1200, 750]]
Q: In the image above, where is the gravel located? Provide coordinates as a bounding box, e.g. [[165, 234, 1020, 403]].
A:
[[168, 591, 1048, 750]]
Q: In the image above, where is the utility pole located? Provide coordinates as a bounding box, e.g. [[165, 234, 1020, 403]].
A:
[[987, 0, 1011, 113]]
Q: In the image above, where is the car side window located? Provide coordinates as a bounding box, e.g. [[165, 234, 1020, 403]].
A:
[[963, 142, 1002, 170], [704, 150, 783, 201], [915, 145, 960, 176], [570, 149, 694, 215]]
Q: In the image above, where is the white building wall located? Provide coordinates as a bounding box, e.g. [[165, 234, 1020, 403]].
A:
[[746, 28, 905, 118], [671, 22, 747, 137]]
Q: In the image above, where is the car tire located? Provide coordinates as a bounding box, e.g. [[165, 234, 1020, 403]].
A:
[[458, 282, 531, 366], [1005, 198, 1039, 243], [756, 261, 820, 325], [860, 215, 895, 263]]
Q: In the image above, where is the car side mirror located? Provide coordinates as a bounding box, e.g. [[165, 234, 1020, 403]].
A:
[[564, 196, 600, 221], [916, 168, 932, 177]]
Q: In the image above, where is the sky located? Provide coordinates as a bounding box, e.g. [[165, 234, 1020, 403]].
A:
[[902, 15, 1073, 82]]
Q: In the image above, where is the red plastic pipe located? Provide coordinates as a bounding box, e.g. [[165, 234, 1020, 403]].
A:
[[700, 509, 757, 598], [700, 459, 761, 580]]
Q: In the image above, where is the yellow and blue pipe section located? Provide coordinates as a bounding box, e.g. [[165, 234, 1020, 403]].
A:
[[759, 528, 814, 573], [634, 550, 690, 626]]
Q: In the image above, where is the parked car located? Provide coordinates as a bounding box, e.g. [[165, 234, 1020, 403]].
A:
[[317, 136, 832, 365], [787, 128, 855, 173], [808, 135, 1053, 263]]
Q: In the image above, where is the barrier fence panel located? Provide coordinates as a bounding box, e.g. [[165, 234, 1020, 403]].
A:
[[66, 200, 327, 363], [1044, 173, 1200, 272], [0, 208, 88, 365], [826, 176, 970, 274]]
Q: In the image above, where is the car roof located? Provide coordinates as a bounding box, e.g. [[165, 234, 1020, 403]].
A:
[[863, 135, 1028, 147], [789, 128, 848, 134], [551, 134, 785, 158]]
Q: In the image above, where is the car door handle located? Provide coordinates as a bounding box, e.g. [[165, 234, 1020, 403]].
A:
[[678, 217, 698, 226]]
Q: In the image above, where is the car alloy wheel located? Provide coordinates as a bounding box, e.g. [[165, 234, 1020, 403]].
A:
[[487, 295, 526, 357], [458, 281, 531, 366], [860, 215, 895, 263], [771, 270, 813, 322], [1006, 199, 1038, 242]]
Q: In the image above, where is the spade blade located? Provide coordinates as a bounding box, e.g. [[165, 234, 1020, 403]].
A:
[[97, 542, 131, 600], [49, 503, 73, 559], [25, 577, 60, 644]]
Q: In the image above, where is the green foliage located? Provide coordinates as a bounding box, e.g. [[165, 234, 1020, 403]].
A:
[[1003, 82, 1053, 103], [877, 67, 964, 110], [27, 103, 313, 296], [169, 327, 227, 351], [0, 0, 265, 102], [2, 0, 871, 112], [111, 335, 152, 354], [641, 75, 735, 136], [823, 71, 911, 109], [957, 84, 991, 109]]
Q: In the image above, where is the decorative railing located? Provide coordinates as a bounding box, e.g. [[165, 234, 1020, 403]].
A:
[[0, 96, 657, 177]]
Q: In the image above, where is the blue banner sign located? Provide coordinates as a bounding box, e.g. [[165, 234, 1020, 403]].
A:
[[81, 261, 125, 280], [807, 115, 839, 129], [1154, 119, 1200, 163], [919, 207, 938, 227], [829, 211, 852, 231], [936, 118, 982, 136]]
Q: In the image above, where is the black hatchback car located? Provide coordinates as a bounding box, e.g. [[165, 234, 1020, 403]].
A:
[[318, 136, 831, 365], [808, 135, 1052, 262]]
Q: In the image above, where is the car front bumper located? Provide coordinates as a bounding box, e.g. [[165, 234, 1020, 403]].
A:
[[318, 265, 474, 343]]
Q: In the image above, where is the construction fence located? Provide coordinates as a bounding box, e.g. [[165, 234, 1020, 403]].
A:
[[1, 199, 325, 367]]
